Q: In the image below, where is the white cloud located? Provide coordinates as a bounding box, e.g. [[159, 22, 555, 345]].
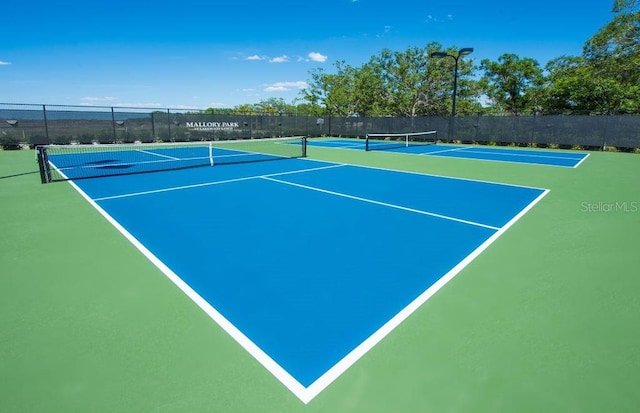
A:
[[264, 81, 308, 92], [0, 61, 11, 66], [269, 55, 289, 63], [246, 55, 265, 61], [115, 102, 164, 108], [308, 52, 328, 63], [426, 14, 454, 23], [80, 96, 118, 102], [206, 102, 228, 108]]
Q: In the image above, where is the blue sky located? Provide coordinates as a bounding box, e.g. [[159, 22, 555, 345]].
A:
[[1, 0, 614, 109]]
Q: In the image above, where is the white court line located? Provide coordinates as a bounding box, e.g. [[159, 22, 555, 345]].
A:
[[136, 148, 181, 160], [572, 152, 590, 168], [455, 148, 587, 161], [93, 164, 346, 201], [262, 176, 500, 231], [309, 140, 365, 150], [331, 142, 364, 149], [298, 157, 548, 192], [419, 147, 471, 155]]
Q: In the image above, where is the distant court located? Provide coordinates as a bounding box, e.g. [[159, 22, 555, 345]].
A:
[[307, 138, 589, 168]]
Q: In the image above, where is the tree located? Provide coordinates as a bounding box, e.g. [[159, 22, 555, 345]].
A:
[[544, 56, 632, 113], [479, 54, 544, 115], [584, 8, 640, 85], [543, 1, 640, 114], [370, 46, 430, 116], [300, 61, 358, 116], [300, 42, 478, 117], [253, 97, 288, 115], [351, 62, 386, 116], [613, 0, 638, 12]]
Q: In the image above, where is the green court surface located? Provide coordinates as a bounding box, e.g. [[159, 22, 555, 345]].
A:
[[1, 144, 639, 413]]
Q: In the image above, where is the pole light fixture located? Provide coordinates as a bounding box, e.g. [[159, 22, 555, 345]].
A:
[[430, 47, 474, 139]]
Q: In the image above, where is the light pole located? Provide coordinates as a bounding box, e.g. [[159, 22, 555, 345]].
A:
[[430, 47, 474, 140]]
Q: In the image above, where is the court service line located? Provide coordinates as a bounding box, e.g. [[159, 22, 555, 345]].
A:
[[261, 176, 500, 231], [419, 147, 470, 155], [333, 142, 365, 149], [92, 164, 346, 201], [443, 148, 585, 161], [58, 156, 211, 172], [136, 149, 181, 160]]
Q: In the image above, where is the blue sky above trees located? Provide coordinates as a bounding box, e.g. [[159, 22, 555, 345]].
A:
[[1, 0, 612, 109]]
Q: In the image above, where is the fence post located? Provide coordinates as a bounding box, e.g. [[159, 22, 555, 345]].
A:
[[111, 107, 117, 143], [42, 105, 50, 142], [166, 109, 172, 141], [151, 112, 156, 140], [601, 115, 609, 151]]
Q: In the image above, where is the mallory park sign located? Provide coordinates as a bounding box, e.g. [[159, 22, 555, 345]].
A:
[[185, 121, 240, 131]]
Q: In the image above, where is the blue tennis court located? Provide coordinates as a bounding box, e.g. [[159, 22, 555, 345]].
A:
[[308, 138, 589, 168], [60, 144, 548, 403]]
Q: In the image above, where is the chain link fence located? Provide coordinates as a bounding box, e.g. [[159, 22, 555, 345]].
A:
[[1, 103, 639, 151]]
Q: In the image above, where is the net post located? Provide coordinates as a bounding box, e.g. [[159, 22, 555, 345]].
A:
[[36, 146, 51, 184], [208, 141, 214, 166], [302, 136, 307, 157], [365, 134, 370, 151]]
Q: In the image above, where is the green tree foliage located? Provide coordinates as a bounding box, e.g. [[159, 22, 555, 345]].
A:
[[371, 45, 440, 116], [542, 2, 640, 113], [613, 0, 638, 12], [479, 54, 544, 115], [543, 55, 634, 114], [300, 42, 478, 117]]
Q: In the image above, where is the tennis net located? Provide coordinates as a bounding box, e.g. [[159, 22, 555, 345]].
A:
[[365, 131, 437, 151], [37, 136, 307, 183]]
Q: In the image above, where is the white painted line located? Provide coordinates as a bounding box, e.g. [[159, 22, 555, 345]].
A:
[[262, 176, 500, 231], [459, 148, 586, 161], [298, 157, 548, 192], [94, 175, 259, 201], [419, 147, 470, 155], [136, 148, 180, 160], [572, 152, 590, 168], [298, 188, 550, 402], [94, 164, 346, 201]]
